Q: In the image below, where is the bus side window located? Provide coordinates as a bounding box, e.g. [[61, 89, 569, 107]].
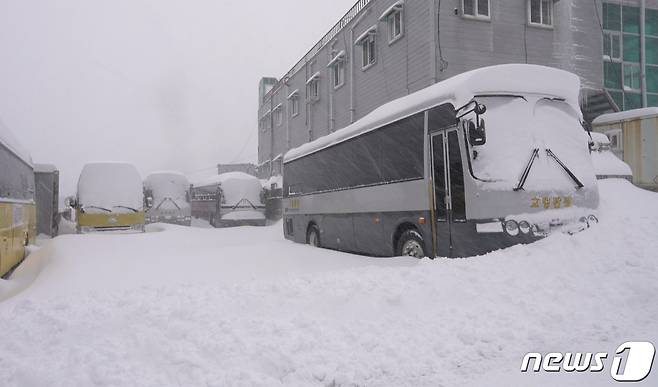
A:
[[432, 133, 447, 221]]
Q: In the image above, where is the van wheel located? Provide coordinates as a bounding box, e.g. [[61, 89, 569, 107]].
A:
[[396, 230, 426, 258], [306, 225, 321, 248]]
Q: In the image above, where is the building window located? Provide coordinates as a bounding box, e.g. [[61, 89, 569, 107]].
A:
[[462, 0, 490, 19], [287, 90, 300, 117], [290, 97, 299, 117], [355, 26, 377, 70], [379, 2, 404, 43], [529, 0, 553, 27], [624, 64, 641, 91], [332, 61, 344, 89], [361, 35, 376, 69], [603, 32, 621, 61], [306, 72, 320, 102], [327, 51, 346, 89], [273, 105, 283, 126]]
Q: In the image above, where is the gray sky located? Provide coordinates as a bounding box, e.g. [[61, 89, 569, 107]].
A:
[[0, 0, 356, 196]]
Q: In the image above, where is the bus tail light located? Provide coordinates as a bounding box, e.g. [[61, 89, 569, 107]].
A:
[[418, 217, 426, 225]]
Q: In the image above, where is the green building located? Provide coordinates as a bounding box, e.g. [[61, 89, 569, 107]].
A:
[[602, 0, 658, 109]]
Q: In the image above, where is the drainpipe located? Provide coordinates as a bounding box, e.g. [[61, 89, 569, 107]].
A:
[[430, 0, 438, 84], [329, 41, 336, 132], [349, 9, 370, 124], [641, 0, 648, 107]]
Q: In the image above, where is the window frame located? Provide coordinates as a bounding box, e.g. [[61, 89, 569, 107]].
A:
[[386, 9, 404, 44], [308, 79, 320, 101], [273, 105, 283, 126], [332, 60, 345, 89], [361, 35, 377, 70], [603, 31, 622, 62], [461, 0, 491, 20], [528, 0, 554, 28], [290, 96, 300, 117]]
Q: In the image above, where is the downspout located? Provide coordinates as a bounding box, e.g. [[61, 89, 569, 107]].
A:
[[430, 0, 438, 84], [641, 0, 648, 107], [329, 41, 336, 132], [349, 9, 371, 124], [269, 94, 274, 177]]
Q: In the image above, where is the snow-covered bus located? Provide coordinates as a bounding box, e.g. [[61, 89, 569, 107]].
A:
[[192, 172, 266, 227], [0, 119, 37, 277], [144, 172, 192, 226], [282, 64, 600, 258], [67, 162, 145, 233]]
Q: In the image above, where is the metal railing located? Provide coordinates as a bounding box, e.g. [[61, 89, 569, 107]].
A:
[[263, 0, 372, 102]]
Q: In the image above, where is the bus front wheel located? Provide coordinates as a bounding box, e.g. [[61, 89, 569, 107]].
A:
[[306, 225, 321, 248], [396, 230, 426, 258]]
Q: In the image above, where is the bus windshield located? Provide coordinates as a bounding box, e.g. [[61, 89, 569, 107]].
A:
[[468, 95, 595, 191], [78, 163, 143, 213]]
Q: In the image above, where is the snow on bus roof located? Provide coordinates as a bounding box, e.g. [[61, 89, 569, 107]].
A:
[[592, 107, 658, 125], [192, 171, 258, 188], [0, 117, 33, 166], [284, 64, 581, 162]]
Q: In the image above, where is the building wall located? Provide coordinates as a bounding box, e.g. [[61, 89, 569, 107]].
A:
[[258, 0, 616, 165]]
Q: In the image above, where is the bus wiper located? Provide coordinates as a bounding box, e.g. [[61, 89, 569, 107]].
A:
[[114, 206, 139, 213], [546, 149, 584, 189], [82, 205, 112, 213], [514, 148, 540, 191], [155, 198, 180, 211]]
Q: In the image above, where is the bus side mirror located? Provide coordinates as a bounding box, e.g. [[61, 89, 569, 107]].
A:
[[468, 120, 487, 146], [185, 191, 191, 203], [146, 196, 154, 209], [65, 196, 77, 208]]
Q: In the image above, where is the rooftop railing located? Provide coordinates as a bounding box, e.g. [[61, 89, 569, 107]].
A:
[[263, 0, 372, 103]]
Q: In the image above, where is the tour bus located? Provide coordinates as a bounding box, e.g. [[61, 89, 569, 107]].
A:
[[144, 171, 192, 226], [192, 172, 266, 227], [0, 119, 37, 277], [282, 64, 600, 258], [67, 162, 145, 233]]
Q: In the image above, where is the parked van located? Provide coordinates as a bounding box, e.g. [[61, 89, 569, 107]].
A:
[[144, 171, 191, 226], [67, 162, 145, 233]]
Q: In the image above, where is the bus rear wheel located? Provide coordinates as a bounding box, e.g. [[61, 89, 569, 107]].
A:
[[396, 230, 426, 258], [306, 225, 321, 248]]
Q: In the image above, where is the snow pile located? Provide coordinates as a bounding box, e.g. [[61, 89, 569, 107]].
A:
[[144, 171, 190, 210], [0, 117, 32, 166], [0, 180, 656, 386], [589, 133, 632, 177], [77, 163, 144, 213]]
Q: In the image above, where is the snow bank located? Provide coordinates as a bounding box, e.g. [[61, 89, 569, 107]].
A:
[[285, 64, 581, 162], [0, 117, 32, 166], [77, 163, 143, 212], [589, 133, 632, 177], [593, 107, 658, 125], [0, 180, 656, 386]]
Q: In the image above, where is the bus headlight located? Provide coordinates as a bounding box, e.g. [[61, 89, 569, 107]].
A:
[[504, 220, 520, 237], [588, 215, 599, 224], [518, 221, 531, 235]]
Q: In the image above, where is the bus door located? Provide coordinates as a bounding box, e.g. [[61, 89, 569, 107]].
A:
[[430, 129, 467, 257]]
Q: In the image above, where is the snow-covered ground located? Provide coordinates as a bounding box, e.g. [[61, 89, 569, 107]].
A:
[[0, 179, 656, 386]]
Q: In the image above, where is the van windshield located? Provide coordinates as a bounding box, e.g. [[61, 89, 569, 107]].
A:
[[468, 95, 596, 191]]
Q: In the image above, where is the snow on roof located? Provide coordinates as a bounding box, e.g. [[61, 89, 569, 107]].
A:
[[305, 72, 321, 85], [34, 164, 58, 173], [327, 50, 346, 68], [354, 25, 377, 45], [0, 117, 33, 167], [193, 172, 258, 188], [285, 64, 581, 162], [287, 89, 299, 99], [77, 162, 143, 211], [379, 0, 404, 20], [593, 107, 658, 125]]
